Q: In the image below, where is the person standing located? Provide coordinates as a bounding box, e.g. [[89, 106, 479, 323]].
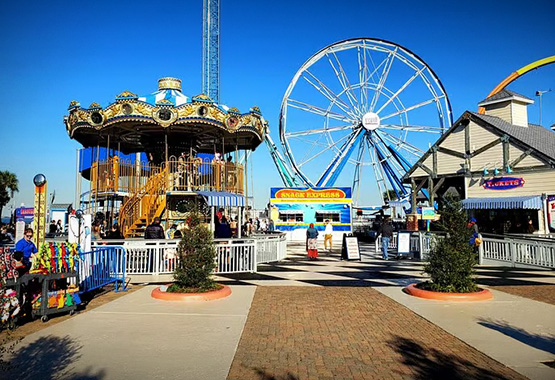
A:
[[306, 223, 319, 260], [324, 220, 333, 252], [144, 217, 165, 239], [379, 218, 394, 260], [15, 228, 38, 270]]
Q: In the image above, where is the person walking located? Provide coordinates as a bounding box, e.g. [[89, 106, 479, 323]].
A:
[[144, 217, 165, 239], [306, 223, 319, 260], [323, 220, 333, 252], [379, 218, 394, 260]]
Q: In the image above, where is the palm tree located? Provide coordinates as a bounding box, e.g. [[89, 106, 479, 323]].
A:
[[0, 171, 19, 220]]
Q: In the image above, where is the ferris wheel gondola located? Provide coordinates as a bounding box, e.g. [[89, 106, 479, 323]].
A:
[[279, 38, 453, 206]]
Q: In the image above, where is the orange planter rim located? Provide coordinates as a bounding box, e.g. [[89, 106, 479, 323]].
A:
[[405, 283, 493, 301], [151, 284, 231, 301]]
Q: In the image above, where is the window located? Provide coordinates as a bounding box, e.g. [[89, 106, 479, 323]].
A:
[[278, 212, 303, 222], [315, 211, 340, 222]]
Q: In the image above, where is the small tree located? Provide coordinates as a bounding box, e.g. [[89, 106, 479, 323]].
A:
[[423, 195, 478, 293], [0, 171, 18, 219], [169, 207, 218, 292]]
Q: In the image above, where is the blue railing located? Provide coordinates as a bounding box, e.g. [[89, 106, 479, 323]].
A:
[[79, 246, 126, 293]]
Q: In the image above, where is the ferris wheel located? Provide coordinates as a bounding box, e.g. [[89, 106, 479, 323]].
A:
[[279, 38, 453, 205]]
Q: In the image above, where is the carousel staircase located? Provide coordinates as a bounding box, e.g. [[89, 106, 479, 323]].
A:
[[119, 168, 168, 238]]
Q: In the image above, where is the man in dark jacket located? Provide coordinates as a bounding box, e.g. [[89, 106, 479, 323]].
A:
[[379, 218, 394, 260], [144, 217, 165, 239]]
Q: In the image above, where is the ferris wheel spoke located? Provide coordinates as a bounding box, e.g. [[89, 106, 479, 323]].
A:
[[285, 124, 355, 138], [352, 137, 367, 205], [287, 99, 355, 124], [375, 66, 427, 115], [297, 132, 353, 167], [326, 52, 362, 115], [317, 128, 363, 186], [380, 97, 441, 121], [380, 124, 444, 133], [369, 48, 397, 112], [377, 130, 424, 158], [366, 137, 389, 204], [302, 70, 359, 119]]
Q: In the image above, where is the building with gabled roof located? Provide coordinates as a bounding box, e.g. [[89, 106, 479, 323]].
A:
[[403, 90, 555, 235]]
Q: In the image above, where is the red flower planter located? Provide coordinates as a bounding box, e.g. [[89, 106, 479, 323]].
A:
[[405, 283, 493, 301]]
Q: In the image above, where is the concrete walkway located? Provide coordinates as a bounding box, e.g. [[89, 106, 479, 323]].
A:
[[4, 285, 256, 380], [4, 241, 555, 379]]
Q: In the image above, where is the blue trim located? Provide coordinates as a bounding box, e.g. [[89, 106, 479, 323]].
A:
[[196, 191, 245, 207]]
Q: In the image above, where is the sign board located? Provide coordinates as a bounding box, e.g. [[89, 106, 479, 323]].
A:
[[397, 232, 411, 256], [15, 221, 25, 242], [548, 195, 555, 232], [15, 207, 34, 223], [483, 177, 525, 190], [421, 207, 435, 220], [33, 184, 47, 247], [68, 214, 92, 252], [341, 234, 360, 260]]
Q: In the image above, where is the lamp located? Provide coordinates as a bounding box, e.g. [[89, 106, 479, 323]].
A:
[[493, 168, 499, 176], [483, 168, 489, 176], [506, 166, 513, 174]]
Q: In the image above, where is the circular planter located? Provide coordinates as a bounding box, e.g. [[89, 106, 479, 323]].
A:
[[404, 283, 493, 301], [151, 284, 231, 301]]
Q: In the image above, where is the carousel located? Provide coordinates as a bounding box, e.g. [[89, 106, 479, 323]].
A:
[[64, 77, 267, 238]]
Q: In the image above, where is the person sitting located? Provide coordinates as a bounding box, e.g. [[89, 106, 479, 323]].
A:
[[106, 224, 124, 239]]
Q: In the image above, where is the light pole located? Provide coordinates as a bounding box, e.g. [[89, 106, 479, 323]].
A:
[[535, 89, 552, 126]]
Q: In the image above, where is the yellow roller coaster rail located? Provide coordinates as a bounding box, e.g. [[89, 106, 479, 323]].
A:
[[478, 55, 555, 114]]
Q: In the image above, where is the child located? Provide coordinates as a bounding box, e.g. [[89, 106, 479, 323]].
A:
[[13, 251, 28, 277]]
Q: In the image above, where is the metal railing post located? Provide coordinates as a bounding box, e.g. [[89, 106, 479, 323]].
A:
[[478, 234, 484, 265], [510, 240, 516, 268]]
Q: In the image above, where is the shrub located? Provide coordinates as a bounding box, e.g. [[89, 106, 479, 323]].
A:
[[170, 207, 218, 292], [422, 195, 478, 293]]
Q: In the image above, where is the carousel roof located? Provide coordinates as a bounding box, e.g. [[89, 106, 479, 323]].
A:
[[64, 77, 267, 155]]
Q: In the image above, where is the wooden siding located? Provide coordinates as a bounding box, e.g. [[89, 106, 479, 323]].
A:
[[437, 152, 465, 175], [511, 101, 529, 127], [484, 101, 512, 124], [468, 121, 499, 151], [466, 170, 555, 197], [508, 145, 545, 168], [440, 124, 465, 151]]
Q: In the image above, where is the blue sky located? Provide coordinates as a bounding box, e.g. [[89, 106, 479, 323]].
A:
[[1, 0, 554, 215]]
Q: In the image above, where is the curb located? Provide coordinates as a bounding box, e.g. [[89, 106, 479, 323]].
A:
[[151, 284, 232, 301], [404, 283, 493, 301]]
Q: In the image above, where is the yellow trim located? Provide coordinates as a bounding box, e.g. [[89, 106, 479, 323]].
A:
[[516, 56, 555, 75], [271, 199, 352, 203]]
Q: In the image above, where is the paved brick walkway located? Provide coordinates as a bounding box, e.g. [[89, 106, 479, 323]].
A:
[[228, 287, 525, 380], [491, 284, 555, 306]]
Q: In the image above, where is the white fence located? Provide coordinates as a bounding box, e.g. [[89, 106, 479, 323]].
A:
[[375, 232, 555, 269], [480, 236, 555, 268], [92, 232, 287, 278]]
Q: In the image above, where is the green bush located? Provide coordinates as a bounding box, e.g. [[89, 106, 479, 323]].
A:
[[170, 208, 218, 293], [422, 195, 478, 293]]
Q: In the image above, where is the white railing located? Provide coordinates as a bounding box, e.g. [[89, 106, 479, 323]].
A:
[[375, 232, 436, 259], [92, 232, 287, 278], [480, 236, 555, 268]]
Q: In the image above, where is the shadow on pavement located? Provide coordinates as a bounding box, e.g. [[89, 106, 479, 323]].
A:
[[388, 336, 516, 380], [478, 318, 555, 354], [2, 335, 106, 379], [251, 367, 299, 380]]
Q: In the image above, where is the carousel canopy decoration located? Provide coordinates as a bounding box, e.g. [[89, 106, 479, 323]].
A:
[[64, 77, 267, 155]]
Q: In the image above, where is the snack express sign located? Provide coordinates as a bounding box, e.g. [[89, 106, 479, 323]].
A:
[[483, 177, 525, 190]]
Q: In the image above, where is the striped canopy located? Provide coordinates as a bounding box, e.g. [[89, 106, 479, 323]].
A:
[[461, 195, 543, 210], [138, 89, 190, 106], [196, 191, 245, 207]]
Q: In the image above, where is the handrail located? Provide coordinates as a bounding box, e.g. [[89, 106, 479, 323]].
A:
[[118, 167, 166, 237]]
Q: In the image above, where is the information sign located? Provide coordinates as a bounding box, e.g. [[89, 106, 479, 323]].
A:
[[341, 234, 361, 260], [421, 207, 435, 220], [397, 232, 411, 256]]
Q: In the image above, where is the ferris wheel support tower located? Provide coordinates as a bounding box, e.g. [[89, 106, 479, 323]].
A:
[[203, 0, 220, 102]]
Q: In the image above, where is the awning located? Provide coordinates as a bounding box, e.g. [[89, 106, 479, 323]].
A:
[[196, 191, 245, 207], [461, 195, 543, 210]]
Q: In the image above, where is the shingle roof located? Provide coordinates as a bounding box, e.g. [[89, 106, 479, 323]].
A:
[[470, 112, 555, 161], [478, 89, 534, 105]]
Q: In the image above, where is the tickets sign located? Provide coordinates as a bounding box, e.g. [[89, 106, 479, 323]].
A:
[[273, 188, 348, 199], [483, 177, 524, 190]]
